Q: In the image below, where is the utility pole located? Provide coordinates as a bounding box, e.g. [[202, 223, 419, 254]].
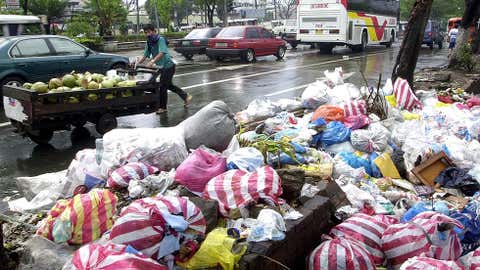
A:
[[224, 0, 228, 26], [136, 0, 140, 33], [154, 3, 160, 31]]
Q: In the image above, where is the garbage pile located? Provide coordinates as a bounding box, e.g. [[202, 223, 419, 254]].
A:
[[6, 67, 480, 270]]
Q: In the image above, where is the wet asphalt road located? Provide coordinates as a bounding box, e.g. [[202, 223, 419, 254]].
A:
[[0, 43, 449, 200]]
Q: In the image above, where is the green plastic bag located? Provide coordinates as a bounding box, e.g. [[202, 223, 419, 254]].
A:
[[178, 228, 247, 270]]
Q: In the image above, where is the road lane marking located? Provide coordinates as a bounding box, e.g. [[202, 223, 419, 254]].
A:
[[0, 122, 10, 127], [182, 51, 389, 90]]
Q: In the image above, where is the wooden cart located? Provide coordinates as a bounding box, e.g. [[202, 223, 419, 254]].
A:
[[2, 67, 162, 144]]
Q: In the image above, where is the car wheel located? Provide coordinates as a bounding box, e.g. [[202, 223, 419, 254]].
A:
[[215, 56, 225, 62], [111, 62, 126, 70], [244, 49, 255, 63], [95, 113, 117, 135], [276, 46, 286, 60], [1, 76, 25, 87], [289, 42, 298, 49], [27, 129, 54, 145], [183, 54, 193, 60]]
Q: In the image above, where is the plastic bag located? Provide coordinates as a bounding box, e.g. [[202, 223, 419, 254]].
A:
[[16, 170, 68, 201], [383, 78, 394, 95], [180, 100, 236, 152], [435, 167, 480, 196], [107, 162, 159, 189], [343, 114, 371, 130], [226, 147, 265, 172], [222, 136, 240, 158], [264, 111, 297, 134], [246, 209, 286, 242], [338, 152, 375, 177], [459, 248, 480, 269], [312, 105, 345, 123], [37, 189, 117, 245], [203, 166, 282, 217], [65, 149, 103, 197], [276, 98, 303, 111], [177, 228, 246, 270], [301, 80, 330, 109], [328, 83, 362, 103], [100, 127, 188, 178], [109, 196, 206, 259], [175, 148, 227, 193], [307, 237, 375, 270], [65, 242, 167, 270], [128, 170, 175, 198], [333, 156, 367, 180], [342, 99, 367, 117], [315, 121, 351, 147], [350, 128, 388, 153], [400, 256, 464, 270], [324, 67, 344, 87], [325, 141, 355, 154], [244, 97, 280, 119], [374, 153, 401, 178], [339, 183, 375, 209], [393, 77, 423, 111]]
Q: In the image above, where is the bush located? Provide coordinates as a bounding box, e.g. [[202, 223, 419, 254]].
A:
[[457, 44, 477, 72], [65, 20, 96, 38], [74, 37, 103, 50], [113, 32, 187, 42]]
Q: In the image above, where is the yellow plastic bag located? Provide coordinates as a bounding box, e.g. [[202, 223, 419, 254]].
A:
[[374, 153, 401, 179], [434, 101, 452, 108], [402, 111, 421, 120], [385, 95, 397, 107], [178, 228, 247, 270]]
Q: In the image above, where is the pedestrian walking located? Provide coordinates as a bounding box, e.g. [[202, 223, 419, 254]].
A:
[[448, 24, 459, 56], [138, 24, 192, 114]]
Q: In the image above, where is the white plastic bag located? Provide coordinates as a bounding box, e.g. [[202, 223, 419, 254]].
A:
[[333, 155, 367, 180], [128, 170, 175, 198], [325, 141, 355, 154], [245, 97, 280, 119], [64, 149, 102, 198], [339, 183, 375, 209], [301, 80, 330, 109], [328, 83, 362, 103], [382, 78, 394, 95], [324, 67, 344, 87], [276, 98, 303, 111], [100, 127, 188, 178], [16, 170, 68, 201], [350, 128, 388, 153], [226, 147, 265, 172]]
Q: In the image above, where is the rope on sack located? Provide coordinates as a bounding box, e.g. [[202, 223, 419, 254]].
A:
[[257, 254, 291, 270]]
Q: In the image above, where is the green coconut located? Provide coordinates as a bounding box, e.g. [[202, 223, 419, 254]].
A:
[[62, 74, 77, 88], [87, 93, 98, 101], [48, 78, 62, 90], [91, 73, 105, 83], [31, 82, 48, 93], [87, 81, 99, 90], [23, 82, 33, 89], [100, 80, 115, 89], [67, 97, 80, 104], [105, 93, 115, 100]]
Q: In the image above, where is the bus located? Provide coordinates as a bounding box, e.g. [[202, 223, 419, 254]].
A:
[[0, 15, 44, 36], [297, 0, 399, 53]]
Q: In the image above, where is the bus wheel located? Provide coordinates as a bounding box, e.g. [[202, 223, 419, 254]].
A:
[[386, 30, 394, 48], [319, 45, 334, 54]]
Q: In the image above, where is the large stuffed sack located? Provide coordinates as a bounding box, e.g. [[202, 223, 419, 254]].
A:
[[100, 127, 188, 178], [203, 166, 283, 217], [459, 247, 480, 270], [301, 80, 330, 109], [109, 196, 206, 259], [36, 189, 117, 245], [329, 213, 398, 265], [179, 100, 236, 152], [307, 237, 376, 270], [65, 242, 167, 270], [382, 211, 463, 269], [350, 127, 388, 153], [399, 256, 464, 270], [175, 147, 227, 193]]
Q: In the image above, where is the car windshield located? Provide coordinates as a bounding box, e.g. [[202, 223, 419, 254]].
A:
[[185, 29, 209, 39], [217, 27, 244, 38]]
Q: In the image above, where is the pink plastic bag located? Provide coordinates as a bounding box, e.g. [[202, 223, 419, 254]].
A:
[[343, 115, 371, 130], [68, 243, 167, 270], [400, 256, 463, 270], [175, 148, 227, 193]]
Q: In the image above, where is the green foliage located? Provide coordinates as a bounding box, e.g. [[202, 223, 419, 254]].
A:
[[65, 18, 96, 38], [86, 0, 128, 36], [400, 0, 464, 22], [28, 0, 68, 33], [112, 32, 186, 42], [457, 44, 476, 72], [73, 36, 102, 49]]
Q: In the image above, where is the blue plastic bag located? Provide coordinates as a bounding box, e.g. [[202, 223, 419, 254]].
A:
[[274, 128, 300, 141], [316, 121, 351, 148], [368, 152, 382, 178], [338, 152, 374, 176], [401, 202, 429, 223], [226, 147, 265, 172]]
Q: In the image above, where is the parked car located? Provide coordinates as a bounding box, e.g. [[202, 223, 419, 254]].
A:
[[206, 26, 287, 63], [0, 35, 129, 98], [423, 20, 444, 49], [173, 27, 222, 60]]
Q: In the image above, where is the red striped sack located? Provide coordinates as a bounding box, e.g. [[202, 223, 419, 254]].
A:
[[107, 162, 159, 189], [342, 100, 367, 116], [36, 189, 117, 245], [68, 242, 167, 270], [202, 166, 283, 217], [382, 211, 464, 269], [109, 196, 206, 259], [307, 237, 376, 270], [460, 248, 480, 270], [393, 77, 422, 111], [329, 214, 399, 265], [400, 256, 464, 270]]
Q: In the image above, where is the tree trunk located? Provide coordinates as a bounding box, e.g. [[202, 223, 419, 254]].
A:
[[392, 0, 433, 87], [449, 0, 480, 66]]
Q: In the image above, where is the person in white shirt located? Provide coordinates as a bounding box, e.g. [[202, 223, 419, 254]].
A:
[[448, 24, 459, 54]]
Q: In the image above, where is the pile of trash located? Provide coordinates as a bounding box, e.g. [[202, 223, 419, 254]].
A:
[[5, 67, 480, 270]]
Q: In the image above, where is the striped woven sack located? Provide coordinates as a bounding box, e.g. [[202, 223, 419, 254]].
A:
[[393, 77, 422, 111], [36, 189, 117, 245], [400, 256, 464, 270], [202, 166, 283, 217], [109, 196, 206, 259], [68, 242, 167, 270], [107, 162, 159, 189], [382, 211, 464, 269], [342, 100, 367, 117], [329, 213, 399, 265], [459, 248, 480, 270], [307, 237, 376, 270]]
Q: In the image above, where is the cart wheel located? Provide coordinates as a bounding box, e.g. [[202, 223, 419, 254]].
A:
[[95, 113, 117, 135], [27, 129, 54, 145]]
